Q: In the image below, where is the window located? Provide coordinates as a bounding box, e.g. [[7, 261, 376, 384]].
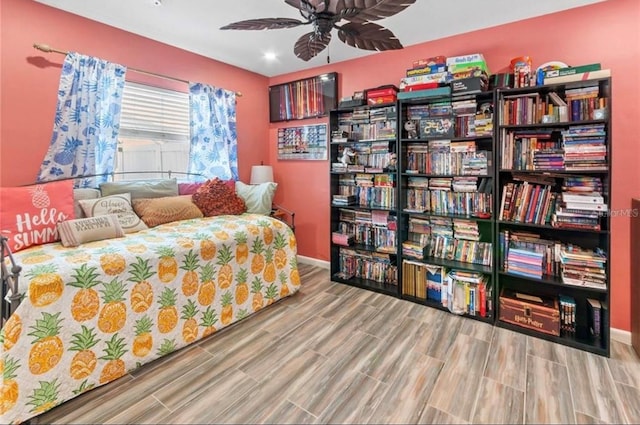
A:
[[117, 81, 190, 181]]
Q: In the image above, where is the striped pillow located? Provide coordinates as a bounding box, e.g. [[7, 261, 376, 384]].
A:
[[57, 214, 124, 247]]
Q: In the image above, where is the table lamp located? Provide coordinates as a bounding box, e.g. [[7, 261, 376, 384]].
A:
[[250, 164, 274, 184]]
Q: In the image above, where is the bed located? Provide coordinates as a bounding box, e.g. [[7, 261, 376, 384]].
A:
[[0, 213, 300, 424]]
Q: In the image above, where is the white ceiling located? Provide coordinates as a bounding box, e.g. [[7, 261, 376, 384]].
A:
[[34, 0, 606, 77]]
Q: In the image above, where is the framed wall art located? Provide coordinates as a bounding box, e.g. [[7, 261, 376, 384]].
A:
[[277, 124, 327, 160], [269, 73, 338, 122]]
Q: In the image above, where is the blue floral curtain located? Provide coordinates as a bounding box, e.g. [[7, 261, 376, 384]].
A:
[[37, 52, 127, 188], [188, 83, 238, 181]]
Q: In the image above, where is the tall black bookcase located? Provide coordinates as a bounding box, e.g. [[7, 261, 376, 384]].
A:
[[329, 103, 400, 297], [495, 77, 611, 356], [396, 89, 496, 323], [328, 77, 612, 356]]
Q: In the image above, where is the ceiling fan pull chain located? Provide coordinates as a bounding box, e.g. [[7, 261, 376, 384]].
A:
[[327, 43, 330, 64]]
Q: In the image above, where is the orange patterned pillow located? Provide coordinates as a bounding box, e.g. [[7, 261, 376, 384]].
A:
[[192, 178, 246, 217], [132, 195, 204, 227]]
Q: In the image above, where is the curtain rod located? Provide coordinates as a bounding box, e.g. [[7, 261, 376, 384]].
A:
[[33, 42, 243, 97]]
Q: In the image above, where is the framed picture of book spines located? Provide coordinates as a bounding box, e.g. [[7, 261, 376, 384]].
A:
[[269, 72, 338, 122], [277, 124, 327, 160]]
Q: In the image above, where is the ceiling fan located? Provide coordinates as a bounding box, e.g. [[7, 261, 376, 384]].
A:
[[220, 0, 416, 61]]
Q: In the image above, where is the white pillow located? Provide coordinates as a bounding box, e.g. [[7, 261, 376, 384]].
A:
[[78, 193, 148, 233], [235, 181, 277, 215]]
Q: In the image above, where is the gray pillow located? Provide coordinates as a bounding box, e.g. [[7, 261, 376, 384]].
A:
[[73, 188, 101, 218], [99, 179, 178, 200]]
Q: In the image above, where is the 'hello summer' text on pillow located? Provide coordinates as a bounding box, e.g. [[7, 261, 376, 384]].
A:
[[0, 180, 75, 252]]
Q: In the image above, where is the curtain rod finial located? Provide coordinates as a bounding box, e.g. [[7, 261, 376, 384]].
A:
[[33, 43, 52, 52]]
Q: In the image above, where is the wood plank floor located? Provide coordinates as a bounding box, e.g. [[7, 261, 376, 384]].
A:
[[32, 263, 640, 424]]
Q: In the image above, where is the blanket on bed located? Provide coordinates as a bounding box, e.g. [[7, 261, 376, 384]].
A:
[[0, 213, 300, 424]]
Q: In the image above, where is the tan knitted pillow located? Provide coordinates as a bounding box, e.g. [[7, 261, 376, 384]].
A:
[[132, 195, 204, 227]]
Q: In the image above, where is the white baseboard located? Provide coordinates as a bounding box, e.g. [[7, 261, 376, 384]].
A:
[[297, 255, 330, 269], [611, 327, 632, 346]]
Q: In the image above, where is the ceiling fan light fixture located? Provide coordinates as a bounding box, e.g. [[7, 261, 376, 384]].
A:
[[221, 0, 416, 62], [263, 51, 278, 61]]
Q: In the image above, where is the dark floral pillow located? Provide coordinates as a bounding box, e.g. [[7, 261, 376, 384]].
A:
[[192, 178, 246, 216]]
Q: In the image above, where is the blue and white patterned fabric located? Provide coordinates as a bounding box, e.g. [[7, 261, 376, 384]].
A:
[[188, 83, 238, 181], [37, 53, 127, 188]]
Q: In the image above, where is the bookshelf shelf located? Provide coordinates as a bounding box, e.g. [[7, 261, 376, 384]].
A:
[[331, 274, 399, 297], [496, 77, 612, 356], [330, 242, 396, 254], [330, 205, 396, 212], [402, 173, 492, 179], [498, 119, 607, 130], [402, 295, 494, 324], [497, 220, 609, 234], [496, 320, 608, 356], [498, 169, 608, 174], [404, 210, 493, 223], [408, 256, 493, 274], [497, 271, 608, 293]]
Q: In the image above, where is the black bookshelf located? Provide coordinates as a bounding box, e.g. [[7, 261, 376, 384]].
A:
[[495, 77, 612, 356], [396, 88, 496, 319], [329, 103, 400, 296], [327, 77, 612, 357]]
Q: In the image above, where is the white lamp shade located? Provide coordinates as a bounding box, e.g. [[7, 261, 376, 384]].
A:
[[250, 165, 274, 184]]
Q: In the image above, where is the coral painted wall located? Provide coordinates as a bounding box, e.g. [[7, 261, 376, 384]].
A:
[[1, 0, 638, 331], [0, 0, 270, 187], [269, 0, 640, 331]]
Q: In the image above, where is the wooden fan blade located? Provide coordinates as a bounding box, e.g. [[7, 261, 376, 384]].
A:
[[294, 31, 331, 61], [338, 22, 403, 51], [284, 0, 327, 13], [335, 0, 416, 22], [220, 18, 306, 30]]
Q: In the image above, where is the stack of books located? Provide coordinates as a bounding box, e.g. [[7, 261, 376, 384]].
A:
[[331, 194, 356, 206], [553, 177, 605, 230], [506, 247, 544, 279], [561, 124, 607, 171], [560, 245, 607, 290]]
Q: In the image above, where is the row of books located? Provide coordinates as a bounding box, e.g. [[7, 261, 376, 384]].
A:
[[499, 87, 608, 126], [339, 209, 397, 227], [451, 98, 494, 138], [498, 230, 607, 289], [556, 294, 608, 341], [401, 260, 492, 317], [339, 173, 396, 188], [405, 188, 493, 217], [403, 237, 493, 267], [338, 105, 396, 124], [337, 121, 397, 141], [499, 176, 607, 229], [337, 247, 398, 285], [406, 141, 490, 175], [336, 186, 396, 209], [336, 222, 396, 250], [498, 126, 606, 172], [499, 180, 558, 225]]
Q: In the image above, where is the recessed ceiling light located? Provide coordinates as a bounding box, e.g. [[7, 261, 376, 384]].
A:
[[264, 52, 277, 61]]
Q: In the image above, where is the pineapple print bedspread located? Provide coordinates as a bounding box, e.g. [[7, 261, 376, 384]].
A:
[[0, 214, 300, 424]]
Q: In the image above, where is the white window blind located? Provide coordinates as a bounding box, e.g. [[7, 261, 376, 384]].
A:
[[119, 81, 190, 142]]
